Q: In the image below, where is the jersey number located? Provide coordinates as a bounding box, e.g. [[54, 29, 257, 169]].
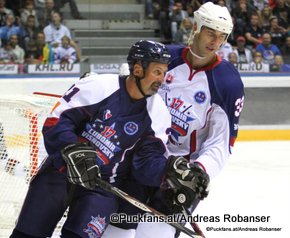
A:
[[234, 96, 244, 117], [63, 85, 80, 102]]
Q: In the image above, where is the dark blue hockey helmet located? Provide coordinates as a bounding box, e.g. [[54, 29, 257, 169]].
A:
[[127, 40, 171, 72]]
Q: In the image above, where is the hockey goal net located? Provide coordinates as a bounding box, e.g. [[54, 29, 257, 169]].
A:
[[0, 94, 65, 237]]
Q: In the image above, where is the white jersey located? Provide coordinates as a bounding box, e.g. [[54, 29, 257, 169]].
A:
[[43, 23, 71, 45], [53, 46, 77, 64], [158, 45, 245, 179]]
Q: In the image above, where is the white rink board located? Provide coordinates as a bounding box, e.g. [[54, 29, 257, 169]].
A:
[[180, 141, 290, 238]]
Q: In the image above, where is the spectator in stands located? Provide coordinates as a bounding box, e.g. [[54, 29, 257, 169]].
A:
[[228, 15, 244, 46], [138, 0, 154, 19], [53, 35, 77, 64], [54, 0, 84, 19], [233, 36, 253, 63], [43, 11, 71, 48], [272, 0, 289, 29], [228, 52, 238, 65], [231, 0, 257, 28], [190, 0, 202, 11], [216, 0, 226, 7], [269, 0, 278, 8], [270, 54, 285, 71], [34, 0, 45, 10], [259, 5, 273, 30], [185, 3, 194, 22], [8, 34, 25, 64], [281, 35, 290, 63], [20, 0, 39, 27], [250, 50, 270, 72], [245, 12, 263, 49], [173, 17, 192, 45], [264, 16, 287, 49], [4, 0, 23, 17], [0, 41, 13, 63], [156, 0, 173, 42], [0, 0, 14, 27], [0, 14, 22, 46], [252, 0, 269, 12], [24, 38, 42, 64], [255, 32, 282, 64], [20, 15, 40, 52], [35, 31, 54, 64], [37, 0, 59, 29], [252, 51, 263, 63], [169, 1, 188, 42], [217, 42, 233, 61]]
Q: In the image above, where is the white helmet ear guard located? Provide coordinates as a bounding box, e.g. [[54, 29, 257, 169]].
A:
[[194, 2, 233, 35]]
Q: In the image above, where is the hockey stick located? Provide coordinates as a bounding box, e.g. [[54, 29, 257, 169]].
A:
[[95, 177, 203, 238], [181, 206, 206, 238], [31, 91, 205, 237], [33, 92, 62, 98]]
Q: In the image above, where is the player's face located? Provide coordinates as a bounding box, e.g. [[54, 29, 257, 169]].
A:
[[195, 27, 227, 56], [142, 62, 168, 95]]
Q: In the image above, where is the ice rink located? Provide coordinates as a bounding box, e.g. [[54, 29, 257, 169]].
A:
[[180, 140, 290, 238], [1, 141, 289, 238]]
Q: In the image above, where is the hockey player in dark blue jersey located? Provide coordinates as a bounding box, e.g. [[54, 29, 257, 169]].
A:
[[10, 40, 205, 238]]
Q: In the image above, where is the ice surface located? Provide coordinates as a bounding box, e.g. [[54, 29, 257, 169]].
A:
[[180, 141, 290, 238], [1, 141, 289, 238]]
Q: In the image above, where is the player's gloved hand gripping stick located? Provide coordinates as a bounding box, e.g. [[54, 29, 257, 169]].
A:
[[165, 156, 210, 208], [61, 142, 100, 190], [61, 144, 205, 237]]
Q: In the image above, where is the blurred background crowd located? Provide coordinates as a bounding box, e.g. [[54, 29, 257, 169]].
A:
[[0, 0, 82, 67], [0, 0, 289, 72], [146, 0, 290, 71]]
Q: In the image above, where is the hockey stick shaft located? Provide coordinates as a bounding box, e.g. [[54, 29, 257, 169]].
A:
[[182, 206, 206, 238], [95, 177, 203, 238], [33, 92, 62, 98]]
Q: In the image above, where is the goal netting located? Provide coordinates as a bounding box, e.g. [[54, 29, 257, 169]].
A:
[[0, 95, 65, 237]]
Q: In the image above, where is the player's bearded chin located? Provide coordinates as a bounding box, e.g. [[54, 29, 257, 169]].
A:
[[151, 82, 161, 93]]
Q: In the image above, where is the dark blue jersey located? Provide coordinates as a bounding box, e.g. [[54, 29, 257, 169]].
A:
[[42, 74, 171, 187]]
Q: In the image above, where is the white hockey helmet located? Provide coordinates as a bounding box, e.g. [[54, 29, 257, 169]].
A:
[[194, 2, 233, 35]]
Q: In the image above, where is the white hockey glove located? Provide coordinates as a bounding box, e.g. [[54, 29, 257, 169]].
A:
[[165, 156, 210, 208], [61, 142, 100, 190]]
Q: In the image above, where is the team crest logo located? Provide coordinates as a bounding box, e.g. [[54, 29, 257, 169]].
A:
[[83, 215, 107, 238], [194, 91, 206, 104], [165, 95, 195, 144], [103, 109, 112, 120], [124, 122, 138, 135]]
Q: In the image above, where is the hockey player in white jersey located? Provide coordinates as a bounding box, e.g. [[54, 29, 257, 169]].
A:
[[135, 2, 245, 237], [103, 2, 244, 238]]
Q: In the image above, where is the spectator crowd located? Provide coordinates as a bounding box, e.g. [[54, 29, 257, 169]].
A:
[[145, 0, 290, 72], [0, 0, 81, 72], [0, 0, 289, 73]]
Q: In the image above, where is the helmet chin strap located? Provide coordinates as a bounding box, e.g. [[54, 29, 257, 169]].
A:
[[188, 31, 207, 60], [134, 75, 150, 98], [188, 47, 206, 60]]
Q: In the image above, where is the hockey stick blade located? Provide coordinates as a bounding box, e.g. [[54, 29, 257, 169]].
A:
[[95, 177, 203, 238]]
